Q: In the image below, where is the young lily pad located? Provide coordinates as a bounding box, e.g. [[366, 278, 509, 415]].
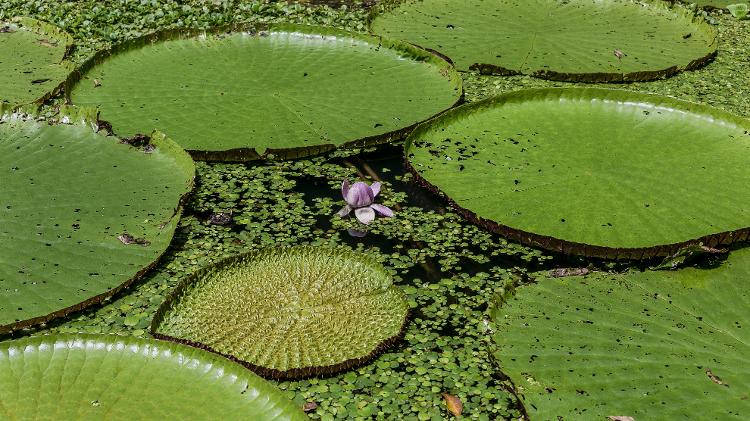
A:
[[0, 113, 194, 333], [0, 334, 306, 420], [490, 246, 750, 419], [0, 17, 74, 106], [151, 246, 409, 379], [405, 88, 750, 259], [67, 23, 462, 161], [370, 0, 717, 82]]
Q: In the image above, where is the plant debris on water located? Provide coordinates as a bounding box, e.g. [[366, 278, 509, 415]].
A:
[[1, 0, 748, 419]]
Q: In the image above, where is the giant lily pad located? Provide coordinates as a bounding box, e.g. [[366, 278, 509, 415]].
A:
[[151, 246, 409, 379], [0, 113, 194, 333], [67, 24, 462, 161], [490, 246, 750, 419], [0, 17, 73, 106], [370, 0, 717, 82], [405, 88, 750, 259], [0, 334, 305, 420]]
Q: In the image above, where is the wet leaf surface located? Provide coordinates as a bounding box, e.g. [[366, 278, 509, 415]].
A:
[[0, 1, 747, 419]]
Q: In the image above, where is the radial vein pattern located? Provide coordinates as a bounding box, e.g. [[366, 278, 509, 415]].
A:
[[152, 247, 409, 378]]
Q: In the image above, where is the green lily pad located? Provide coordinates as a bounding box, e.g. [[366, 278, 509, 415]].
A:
[[370, 0, 717, 82], [0, 113, 194, 333], [151, 246, 409, 379], [67, 24, 462, 161], [405, 88, 750, 259], [490, 246, 750, 420], [0, 17, 74, 106], [0, 334, 306, 420], [688, 0, 740, 9]]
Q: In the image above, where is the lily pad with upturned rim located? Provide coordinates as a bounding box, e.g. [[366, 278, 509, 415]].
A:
[[370, 0, 717, 82], [67, 23, 463, 161], [405, 88, 750, 259], [490, 246, 750, 420], [0, 112, 194, 333], [0, 17, 74, 107], [151, 246, 409, 379], [0, 334, 306, 420]]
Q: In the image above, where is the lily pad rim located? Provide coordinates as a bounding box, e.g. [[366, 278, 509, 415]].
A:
[[485, 255, 749, 419], [686, 0, 743, 11], [64, 22, 465, 162], [0, 333, 308, 420], [404, 87, 750, 260], [367, 0, 719, 82], [1, 16, 75, 107], [150, 245, 410, 379], [0, 110, 196, 334]]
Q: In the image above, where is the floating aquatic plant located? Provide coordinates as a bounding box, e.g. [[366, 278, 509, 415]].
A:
[[66, 24, 462, 161], [0, 110, 194, 333], [0, 334, 305, 420], [491, 246, 750, 419], [151, 247, 409, 379], [727, 3, 749, 18]]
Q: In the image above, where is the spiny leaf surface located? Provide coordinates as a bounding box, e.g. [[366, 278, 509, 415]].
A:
[[152, 246, 409, 378]]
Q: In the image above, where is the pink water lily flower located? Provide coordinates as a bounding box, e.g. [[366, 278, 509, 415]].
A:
[[337, 180, 394, 224]]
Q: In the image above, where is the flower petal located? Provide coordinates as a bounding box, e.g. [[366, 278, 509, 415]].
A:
[[370, 204, 394, 217], [370, 182, 381, 197], [354, 206, 376, 224], [346, 182, 374, 208], [336, 205, 352, 217], [341, 179, 350, 200]]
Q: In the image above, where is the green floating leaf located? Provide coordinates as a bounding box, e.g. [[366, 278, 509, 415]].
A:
[[152, 246, 409, 379], [490, 246, 750, 419], [0, 114, 194, 333], [405, 88, 750, 259], [68, 24, 462, 161], [0, 334, 306, 420], [370, 0, 717, 82], [727, 3, 750, 18], [0, 17, 74, 106], [689, 0, 744, 9]]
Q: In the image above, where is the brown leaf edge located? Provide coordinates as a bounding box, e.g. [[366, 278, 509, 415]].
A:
[[149, 246, 411, 380], [63, 22, 464, 162], [403, 87, 750, 261], [368, 0, 718, 83], [0, 17, 75, 108], [0, 111, 196, 335]]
